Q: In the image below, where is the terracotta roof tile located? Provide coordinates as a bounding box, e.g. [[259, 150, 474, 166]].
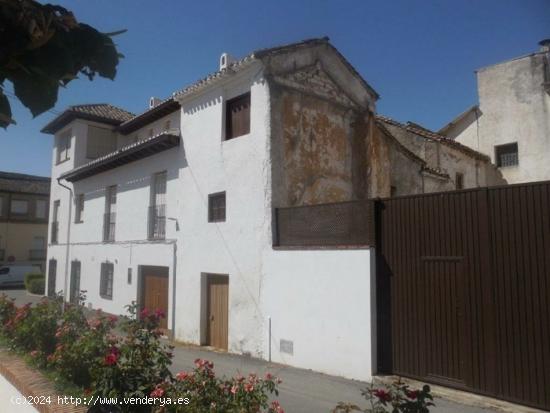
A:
[[0, 171, 50, 194]]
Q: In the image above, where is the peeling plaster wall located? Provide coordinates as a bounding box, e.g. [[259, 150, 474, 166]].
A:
[[455, 52, 550, 184]]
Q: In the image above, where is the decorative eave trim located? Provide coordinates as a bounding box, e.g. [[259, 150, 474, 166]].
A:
[[59, 131, 180, 182]]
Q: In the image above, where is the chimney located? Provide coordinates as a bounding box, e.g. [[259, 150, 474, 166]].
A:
[[219, 52, 236, 71], [539, 39, 550, 53], [149, 97, 162, 109]]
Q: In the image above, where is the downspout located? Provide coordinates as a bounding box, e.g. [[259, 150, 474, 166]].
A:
[[171, 241, 177, 338], [57, 178, 72, 312]]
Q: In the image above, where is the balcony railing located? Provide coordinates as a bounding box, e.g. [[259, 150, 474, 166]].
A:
[[51, 221, 59, 244], [148, 204, 166, 240], [274, 200, 375, 247], [29, 249, 46, 260], [103, 212, 116, 242]]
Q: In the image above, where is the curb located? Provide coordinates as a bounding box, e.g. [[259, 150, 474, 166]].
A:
[[0, 349, 86, 413]]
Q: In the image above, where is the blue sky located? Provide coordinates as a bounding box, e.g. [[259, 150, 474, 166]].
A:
[[1, 0, 548, 177]]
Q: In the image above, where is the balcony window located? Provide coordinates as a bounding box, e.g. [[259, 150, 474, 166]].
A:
[[149, 171, 167, 240]]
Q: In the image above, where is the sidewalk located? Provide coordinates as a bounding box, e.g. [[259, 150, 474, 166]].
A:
[[169, 343, 495, 413]]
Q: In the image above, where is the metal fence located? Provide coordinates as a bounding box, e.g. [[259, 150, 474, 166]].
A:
[[274, 200, 374, 247]]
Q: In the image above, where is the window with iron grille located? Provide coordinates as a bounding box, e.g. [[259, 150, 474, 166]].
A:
[[225, 92, 250, 140], [75, 194, 84, 223], [495, 143, 519, 167], [47, 259, 57, 297], [149, 171, 167, 239], [103, 186, 117, 242], [208, 192, 226, 222], [100, 262, 114, 299], [455, 173, 464, 190]]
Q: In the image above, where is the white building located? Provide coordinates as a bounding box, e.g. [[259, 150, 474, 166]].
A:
[[42, 37, 505, 383], [43, 38, 376, 381], [440, 39, 550, 184]]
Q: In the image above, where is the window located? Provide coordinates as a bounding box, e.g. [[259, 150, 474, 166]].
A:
[[47, 259, 57, 297], [225, 92, 250, 140], [35, 199, 47, 219], [10, 199, 28, 215], [103, 186, 117, 242], [51, 200, 60, 244], [87, 126, 116, 159], [455, 173, 464, 190], [0, 196, 4, 217], [70, 260, 81, 304], [495, 143, 519, 167], [75, 194, 84, 223], [149, 171, 167, 239], [100, 262, 114, 299], [208, 192, 226, 222], [57, 130, 71, 163]]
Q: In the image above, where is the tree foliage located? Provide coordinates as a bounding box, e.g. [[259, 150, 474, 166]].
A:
[[0, 0, 124, 128]]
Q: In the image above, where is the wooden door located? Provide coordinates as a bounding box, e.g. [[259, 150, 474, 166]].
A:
[[206, 275, 229, 350], [141, 268, 169, 330]]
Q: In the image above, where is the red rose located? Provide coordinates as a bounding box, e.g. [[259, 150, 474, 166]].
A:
[[104, 353, 118, 366], [373, 389, 392, 402]]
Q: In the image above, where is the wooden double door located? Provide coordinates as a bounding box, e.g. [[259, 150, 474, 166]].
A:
[[206, 275, 229, 350], [141, 266, 169, 330]]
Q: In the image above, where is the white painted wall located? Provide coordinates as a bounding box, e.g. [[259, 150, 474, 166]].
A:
[[262, 248, 374, 381], [454, 50, 550, 184]]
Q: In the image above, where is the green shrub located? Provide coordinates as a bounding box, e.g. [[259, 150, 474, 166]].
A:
[[24, 272, 44, 290], [27, 277, 45, 294]]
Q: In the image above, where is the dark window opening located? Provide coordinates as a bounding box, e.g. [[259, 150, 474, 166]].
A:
[[495, 143, 518, 167], [225, 92, 250, 140], [208, 192, 226, 222], [455, 173, 464, 190], [100, 262, 114, 299]]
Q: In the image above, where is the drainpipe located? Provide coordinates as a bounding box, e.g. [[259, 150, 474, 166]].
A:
[[57, 178, 72, 313], [171, 241, 177, 338]]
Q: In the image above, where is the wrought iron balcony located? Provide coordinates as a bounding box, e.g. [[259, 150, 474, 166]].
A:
[[29, 249, 46, 260], [148, 205, 166, 240], [103, 212, 116, 242], [51, 221, 59, 244]]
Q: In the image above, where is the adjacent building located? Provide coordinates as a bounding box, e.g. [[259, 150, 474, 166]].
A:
[[440, 39, 550, 184], [0, 172, 50, 271], [41, 37, 505, 381]]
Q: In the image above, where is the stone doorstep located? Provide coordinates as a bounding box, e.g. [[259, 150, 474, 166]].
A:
[[375, 375, 547, 413], [0, 349, 86, 413]]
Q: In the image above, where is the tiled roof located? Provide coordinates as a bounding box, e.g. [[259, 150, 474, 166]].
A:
[[376, 115, 490, 162], [173, 37, 379, 101], [0, 171, 50, 195], [41, 104, 135, 134]]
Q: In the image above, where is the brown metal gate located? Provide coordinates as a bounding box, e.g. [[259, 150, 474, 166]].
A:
[[376, 181, 550, 410]]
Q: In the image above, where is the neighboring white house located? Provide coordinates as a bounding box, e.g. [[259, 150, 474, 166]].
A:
[[42, 37, 506, 383], [440, 39, 550, 184]]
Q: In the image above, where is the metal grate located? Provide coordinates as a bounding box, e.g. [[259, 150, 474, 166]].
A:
[[50, 221, 59, 244], [148, 205, 166, 240], [275, 200, 374, 247]]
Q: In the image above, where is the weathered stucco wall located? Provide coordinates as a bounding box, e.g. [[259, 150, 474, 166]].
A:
[[454, 50, 550, 184]]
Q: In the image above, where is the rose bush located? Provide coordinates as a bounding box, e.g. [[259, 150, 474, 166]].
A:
[[0, 296, 284, 413], [333, 380, 434, 413]]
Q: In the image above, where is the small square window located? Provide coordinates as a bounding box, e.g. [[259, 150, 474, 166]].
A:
[[225, 92, 250, 140], [495, 143, 518, 167], [208, 192, 226, 222]]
